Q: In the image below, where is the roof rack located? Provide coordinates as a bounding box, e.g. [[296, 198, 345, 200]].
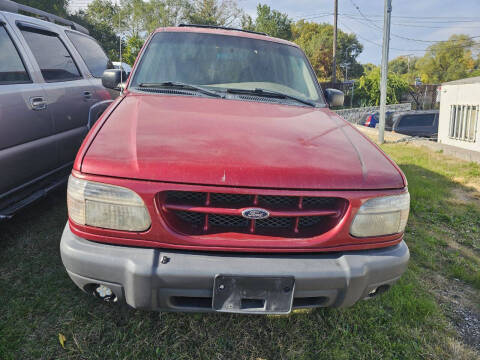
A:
[[0, 0, 89, 35], [178, 24, 268, 37]]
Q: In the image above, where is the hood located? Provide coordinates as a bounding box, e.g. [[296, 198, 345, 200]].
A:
[[81, 93, 405, 190]]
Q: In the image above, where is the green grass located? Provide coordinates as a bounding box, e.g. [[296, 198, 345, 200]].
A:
[[0, 143, 479, 359], [383, 144, 480, 290]]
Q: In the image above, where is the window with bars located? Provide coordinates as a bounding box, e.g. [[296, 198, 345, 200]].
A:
[[449, 105, 478, 142]]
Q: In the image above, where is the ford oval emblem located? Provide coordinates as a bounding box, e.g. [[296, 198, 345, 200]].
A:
[[241, 208, 270, 220]]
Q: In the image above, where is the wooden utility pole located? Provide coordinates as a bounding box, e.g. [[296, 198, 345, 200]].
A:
[[378, 0, 392, 144], [332, 0, 338, 83]]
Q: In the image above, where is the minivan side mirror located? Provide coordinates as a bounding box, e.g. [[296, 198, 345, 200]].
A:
[[102, 69, 127, 90], [325, 88, 344, 107]]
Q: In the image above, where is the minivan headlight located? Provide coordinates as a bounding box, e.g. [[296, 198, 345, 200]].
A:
[[350, 192, 410, 237], [67, 175, 151, 232]]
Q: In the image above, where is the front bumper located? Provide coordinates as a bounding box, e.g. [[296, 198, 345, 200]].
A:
[[60, 224, 409, 313]]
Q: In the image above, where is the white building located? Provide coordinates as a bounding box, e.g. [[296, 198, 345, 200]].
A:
[[438, 77, 480, 152]]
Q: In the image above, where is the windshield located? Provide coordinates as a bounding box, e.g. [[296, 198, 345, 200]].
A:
[[130, 32, 324, 104]]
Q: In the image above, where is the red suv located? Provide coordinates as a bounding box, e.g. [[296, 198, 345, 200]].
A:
[[60, 25, 410, 314]]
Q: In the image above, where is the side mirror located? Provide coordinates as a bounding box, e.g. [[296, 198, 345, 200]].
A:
[[325, 88, 344, 107], [102, 69, 127, 90]]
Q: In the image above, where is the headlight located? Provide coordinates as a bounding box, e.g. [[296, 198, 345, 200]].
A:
[[350, 192, 410, 237], [67, 175, 151, 232]]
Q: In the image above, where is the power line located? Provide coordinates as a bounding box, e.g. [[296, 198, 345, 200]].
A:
[[339, 20, 479, 53], [345, 1, 480, 44], [300, 13, 480, 28], [294, 11, 480, 22], [344, 15, 480, 44], [299, 11, 480, 49], [341, 13, 480, 26], [339, 21, 383, 48], [391, 22, 480, 29], [348, 0, 383, 29], [350, 14, 480, 21]]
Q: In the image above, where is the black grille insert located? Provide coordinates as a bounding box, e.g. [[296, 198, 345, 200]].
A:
[[209, 214, 248, 228], [162, 191, 347, 238]]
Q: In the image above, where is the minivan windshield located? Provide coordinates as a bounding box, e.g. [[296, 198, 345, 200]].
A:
[[130, 32, 324, 105]]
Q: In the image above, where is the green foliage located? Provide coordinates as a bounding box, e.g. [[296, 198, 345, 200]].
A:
[[291, 20, 363, 81], [118, 0, 149, 38], [142, 0, 191, 33], [82, 0, 119, 27], [383, 144, 480, 289], [123, 34, 145, 65], [388, 56, 418, 83], [185, 0, 243, 26], [388, 35, 480, 84], [415, 34, 477, 83], [75, 0, 244, 62], [362, 63, 376, 74], [389, 56, 415, 75], [16, 0, 121, 60], [14, 0, 69, 16], [356, 67, 411, 106], [248, 4, 292, 40]]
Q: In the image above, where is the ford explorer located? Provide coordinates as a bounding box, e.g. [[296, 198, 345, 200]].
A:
[[60, 25, 410, 314]]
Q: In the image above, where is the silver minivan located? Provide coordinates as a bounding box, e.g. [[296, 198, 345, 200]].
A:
[[0, 0, 114, 218]]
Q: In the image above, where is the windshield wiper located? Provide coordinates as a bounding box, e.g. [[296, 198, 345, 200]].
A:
[[225, 88, 316, 107], [138, 81, 222, 98]]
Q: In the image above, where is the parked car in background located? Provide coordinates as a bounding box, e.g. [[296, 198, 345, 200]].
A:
[[112, 61, 132, 77], [0, 0, 112, 219], [361, 111, 394, 129], [392, 110, 439, 138], [61, 25, 409, 314]]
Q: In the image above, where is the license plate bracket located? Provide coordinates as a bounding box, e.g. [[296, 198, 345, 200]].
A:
[[213, 275, 295, 314]]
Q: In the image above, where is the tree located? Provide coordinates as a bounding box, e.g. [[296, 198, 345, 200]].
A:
[[117, 0, 148, 38], [15, 0, 69, 17], [143, 0, 191, 33], [247, 4, 292, 40], [355, 67, 411, 106], [389, 56, 411, 75], [388, 56, 419, 84], [362, 63, 377, 74], [72, 0, 123, 60], [123, 34, 145, 65], [81, 0, 119, 28], [415, 34, 477, 83], [291, 20, 363, 81], [185, 0, 243, 27], [70, 11, 122, 61], [17, 0, 122, 61]]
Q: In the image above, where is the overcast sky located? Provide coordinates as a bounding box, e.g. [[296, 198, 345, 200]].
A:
[[70, 0, 480, 64], [239, 0, 480, 64]]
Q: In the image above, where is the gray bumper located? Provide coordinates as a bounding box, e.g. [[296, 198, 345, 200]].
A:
[[60, 225, 409, 312]]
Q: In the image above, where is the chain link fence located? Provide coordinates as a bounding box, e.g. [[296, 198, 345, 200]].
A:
[[334, 103, 412, 124]]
